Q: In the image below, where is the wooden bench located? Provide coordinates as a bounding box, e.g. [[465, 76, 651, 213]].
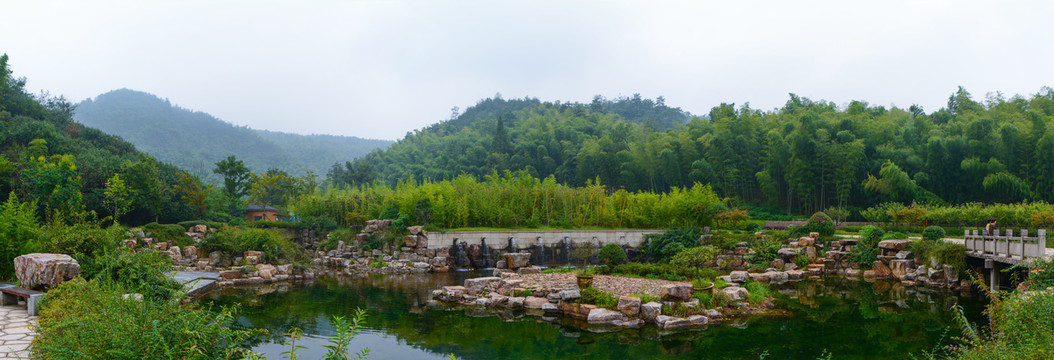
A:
[[0, 285, 43, 316]]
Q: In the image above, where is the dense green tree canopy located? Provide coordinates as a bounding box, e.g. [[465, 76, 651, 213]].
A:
[[0, 54, 195, 224], [347, 87, 1054, 217]]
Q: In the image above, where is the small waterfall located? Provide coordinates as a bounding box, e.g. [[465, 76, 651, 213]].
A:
[[535, 237, 546, 266], [455, 240, 469, 268], [480, 238, 492, 268], [564, 237, 572, 264]]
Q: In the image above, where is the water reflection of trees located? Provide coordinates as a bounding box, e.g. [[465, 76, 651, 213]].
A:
[[202, 275, 988, 360]]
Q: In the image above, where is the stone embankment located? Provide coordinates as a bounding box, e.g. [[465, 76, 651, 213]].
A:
[[431, 271, 731, 330], [315, 221, 455, 274], [129, 225, 316, 291]]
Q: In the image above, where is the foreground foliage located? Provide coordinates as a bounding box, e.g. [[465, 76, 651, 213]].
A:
[[32, 279, 261, 360]]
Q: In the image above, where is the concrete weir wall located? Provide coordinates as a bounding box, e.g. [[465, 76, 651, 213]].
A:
[[429, 230, 663, 268], [428, 230, 660, 250]]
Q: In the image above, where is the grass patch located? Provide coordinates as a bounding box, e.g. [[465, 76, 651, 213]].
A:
[[579, 287, 619, 309], [744, 280, 770, 305]]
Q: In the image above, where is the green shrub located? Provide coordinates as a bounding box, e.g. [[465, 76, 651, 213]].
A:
[[745, 222, 762, 232], [631, 293, 660, 304], [948, 291, 1054, 360], [850, 245, 878, 270], [789, 212, 836, 237], [794, 254, 811, 269], [321, 229, 356, 252], [744, 280, 770, 305], [541, 266, 575, 273], [708, 232, 752, 251], [923, 226, 947, 241], [370, 257, 386, 268], [909, 239, 966, 270], [598, 243, 627, 266], [512, 289, 533, 297], [176, 220, 225, 231], [79, 249, 183, 302], [647, 227, 703, 261], [32, 279, 261, 359], [30, 222, 125, 259], [669, 246, 716, 268], [199, 227, 306, 264], [142, 222, 192, 247], [858, 225, 885, 248], [0, 195, 38, 280], [881, 231, 909, 240], [580, 287, 619, 309], [747, 236, 782, 265], [1019, 257, 1054, 290]]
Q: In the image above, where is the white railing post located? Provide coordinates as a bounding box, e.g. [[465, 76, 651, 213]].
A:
[[1040, 229, 1047, 257]]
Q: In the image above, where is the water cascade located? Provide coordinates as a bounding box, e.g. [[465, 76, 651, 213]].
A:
[[564, 237, 572, 264], [455, 239, 469, 268], [480, 238, 492, 268], [534, 237, 546, 266]]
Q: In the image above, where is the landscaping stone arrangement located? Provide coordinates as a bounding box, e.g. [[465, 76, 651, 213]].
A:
[[127, 225, 316, 291]]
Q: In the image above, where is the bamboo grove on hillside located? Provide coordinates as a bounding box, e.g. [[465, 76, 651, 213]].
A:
[[343, 88, 1054, 216]]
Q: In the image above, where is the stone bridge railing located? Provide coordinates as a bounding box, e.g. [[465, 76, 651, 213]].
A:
[[964, 229, 1046, 264]]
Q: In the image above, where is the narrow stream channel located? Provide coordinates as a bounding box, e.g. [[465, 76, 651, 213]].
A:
[[201, 271, 988, 360]]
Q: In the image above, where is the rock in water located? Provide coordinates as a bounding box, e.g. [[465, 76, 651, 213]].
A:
[[504, 252, 532, 269], [14, 253, 80, 290]]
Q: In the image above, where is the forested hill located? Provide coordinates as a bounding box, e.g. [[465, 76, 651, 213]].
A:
[[0, 54, 196, 224], [73, 89, 392, 178], [342, 88, 1054, 216]]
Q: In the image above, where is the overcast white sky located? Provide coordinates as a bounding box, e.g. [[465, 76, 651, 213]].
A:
[[2, 1, 1053, 140]]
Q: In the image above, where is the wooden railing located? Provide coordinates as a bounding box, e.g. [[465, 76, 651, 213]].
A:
[[964, 229, 1046, 261]]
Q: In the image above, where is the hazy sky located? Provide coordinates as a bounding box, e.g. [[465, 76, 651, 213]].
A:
[[3, 1, 1053, 140]]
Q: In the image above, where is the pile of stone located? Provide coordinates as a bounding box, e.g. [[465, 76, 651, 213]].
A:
[[431, 273, 730, 331], [812, 236, 965, 290], [355, 219, 392, 244], [317, 222, 454, 274], [214, 252, 312, 286]]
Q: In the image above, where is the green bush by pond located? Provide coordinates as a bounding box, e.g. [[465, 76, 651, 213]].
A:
[[32, 279, 261, 360], [199, 227, 307, 265]]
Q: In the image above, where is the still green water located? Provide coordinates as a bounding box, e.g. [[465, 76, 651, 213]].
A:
[[201, 271, 988, 360]]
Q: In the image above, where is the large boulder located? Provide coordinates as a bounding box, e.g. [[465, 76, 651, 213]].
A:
[[257, 264, 277, 280], [524, 296, 549, 309], [655, 315, 692, 329], [14, 253, 80, 290], [878, 239, 912, 251], [407, 226, 424, 235], [464, 277, 503, 295], [872, 261, 893, 278], [729, 271, 749, 283], [504, 252, 531, 269], [777, 248, 799, 260], [587, 308, 625, 324], [722, 286, 749, 302], [617, 296, 642, 316], [890, 259, 913, 280], [660, 283, 693, 300], [640, 302, 662, 322]]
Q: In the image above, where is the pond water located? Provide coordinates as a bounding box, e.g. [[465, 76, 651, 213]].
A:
[[201, 271, 988, 360]]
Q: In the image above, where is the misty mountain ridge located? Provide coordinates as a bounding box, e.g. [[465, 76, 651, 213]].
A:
[[73, 88, 393, 178]]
